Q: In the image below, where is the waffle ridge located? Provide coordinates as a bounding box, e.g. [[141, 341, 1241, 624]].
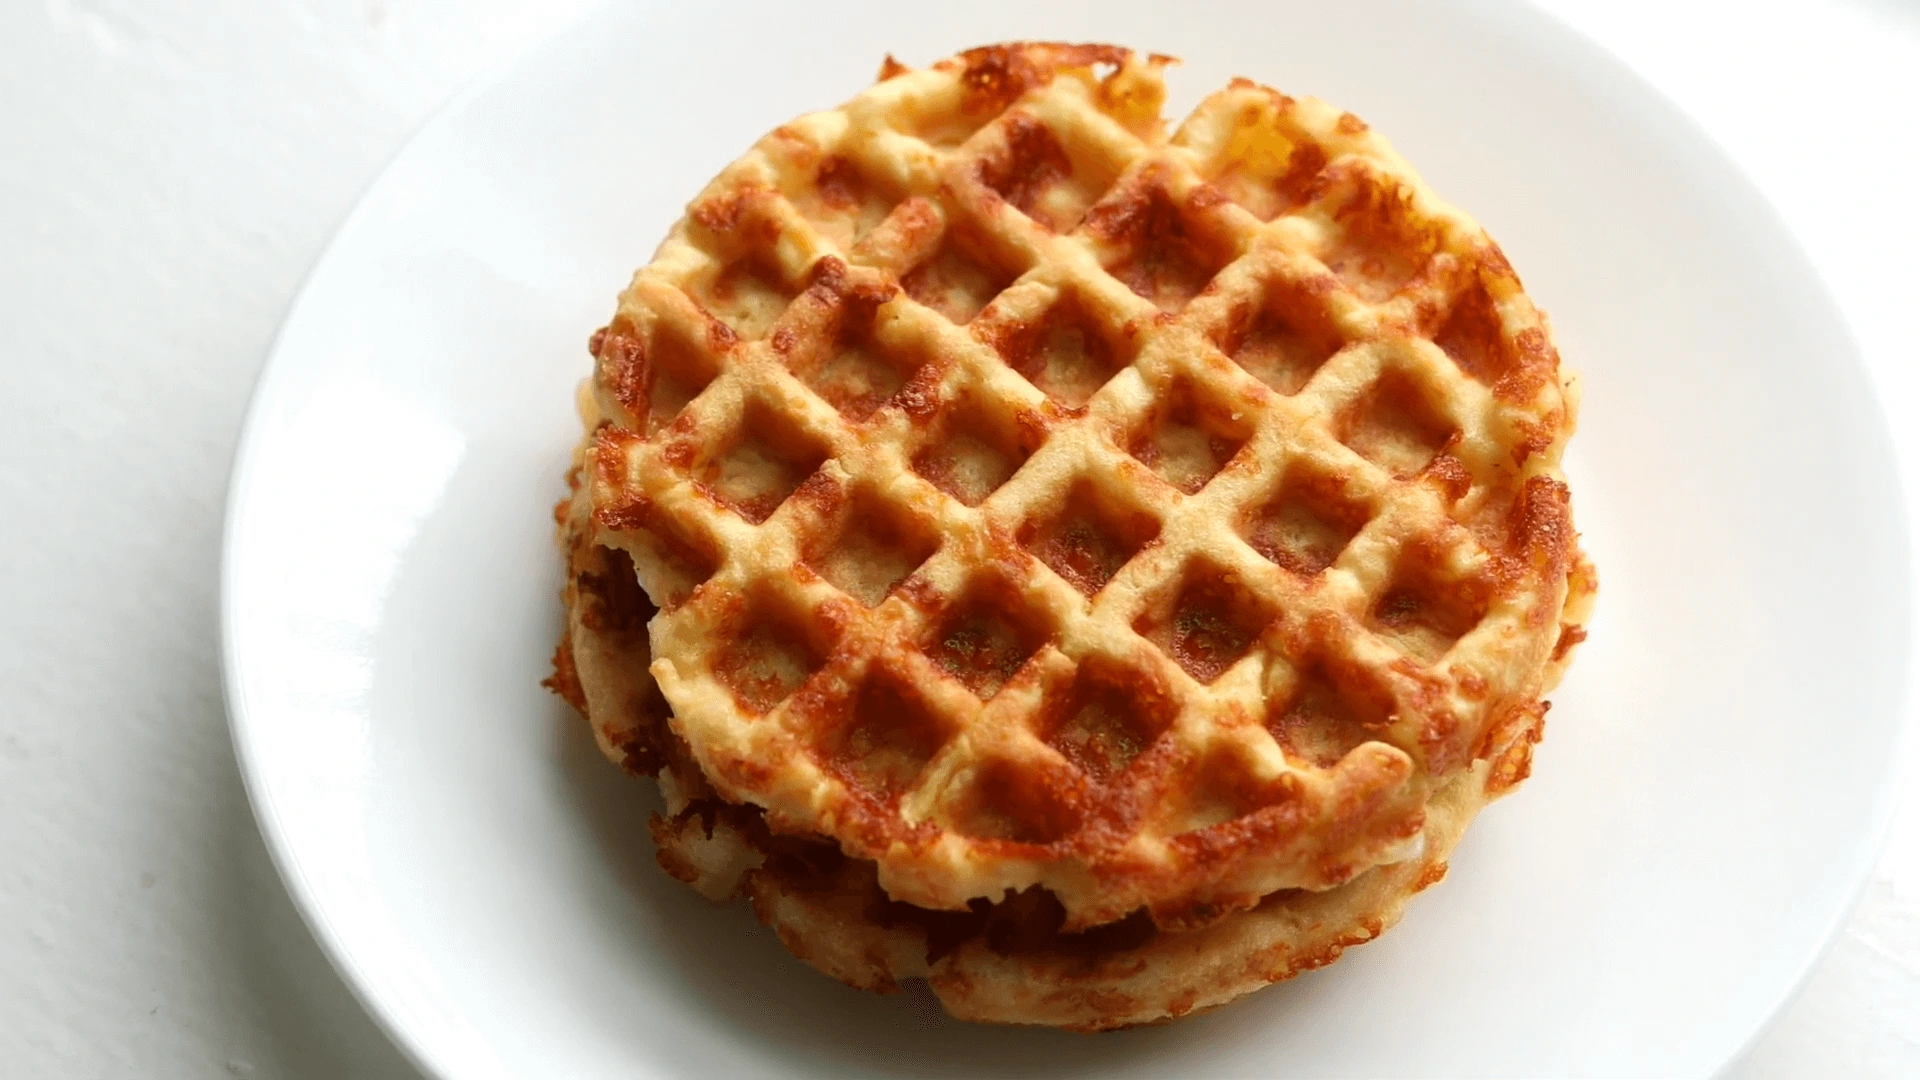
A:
[[577, 43, 1584, 933]]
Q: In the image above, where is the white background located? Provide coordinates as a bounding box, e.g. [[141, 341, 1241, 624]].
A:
[[1, 1, 1914, 1076]]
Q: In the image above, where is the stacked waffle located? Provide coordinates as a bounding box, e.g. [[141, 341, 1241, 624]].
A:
[[547, 42, 1593, 1029]]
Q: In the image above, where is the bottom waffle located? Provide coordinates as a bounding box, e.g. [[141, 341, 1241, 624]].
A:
[[550, 472, 1588, 1029], [652, 759, 1489, 1030]]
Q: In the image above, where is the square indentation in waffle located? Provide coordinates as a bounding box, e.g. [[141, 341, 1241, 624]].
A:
[[911, 393, 1045, 507], [1083, 177, 1233, 313], [1202, 115, 1331, 223], [689, 251, 799, 341], [1317, 168, 1442, 303], [978, 287, 1132, 409], [798, 296, 930, 423], [1265, 659, 1393, 768], [1035, 657, 1177, 784], [788, 155, 901, 254], [923, 576, 1055, 701], [1125, 376, 1253, 495], [973, 111, 1124, 234], [1368, 547, 1491, 664], [901, 225, 1019, 325], [1168, 747, 1296, 834], [1339, 369, 1458, 479], [1133, 559, 1277, 685], [1432, 275, 1520, 388], [817, 663, 954, 806], [1016, 478, 1160, 598], [695, 398, 829, 524], [1211, 276, 1346, 396], [591, 321, 721, 437], [1244, 466, 1372, 577], [802, 484, 939, 608], [946, 756, 1084, 845], [711, 591, 832, 714]]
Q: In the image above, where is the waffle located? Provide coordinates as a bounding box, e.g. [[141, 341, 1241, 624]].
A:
[[551, 41, 1592, 1026], [553, 452, 1589, 1027]]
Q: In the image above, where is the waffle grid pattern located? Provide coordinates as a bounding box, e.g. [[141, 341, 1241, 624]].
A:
[[581, 44, 1579, 930]]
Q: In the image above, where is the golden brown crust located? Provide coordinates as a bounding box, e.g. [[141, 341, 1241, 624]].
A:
[[634, 757, 1492, 1030], [550, 419, 1591, 1029], [547, 41, 1593, 1029]]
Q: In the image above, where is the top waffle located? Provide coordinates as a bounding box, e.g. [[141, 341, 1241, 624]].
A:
[[580, 43, 1584, 931]]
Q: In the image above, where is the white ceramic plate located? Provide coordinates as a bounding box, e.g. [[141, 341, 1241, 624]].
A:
[[221, 2, 1913, 1076]]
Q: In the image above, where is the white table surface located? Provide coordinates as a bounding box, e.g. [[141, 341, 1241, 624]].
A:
[[2, 1, 1914, 1076]]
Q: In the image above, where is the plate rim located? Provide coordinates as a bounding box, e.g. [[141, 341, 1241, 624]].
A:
[[218, 2, 1917, 1076], [215, 9, 609, 1077]]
